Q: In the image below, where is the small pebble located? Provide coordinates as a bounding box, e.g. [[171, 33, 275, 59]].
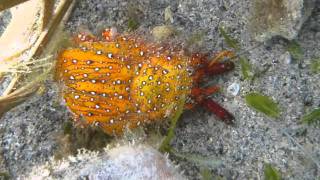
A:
[[283, 51, 292, 64], [227, 82, 240, 96]]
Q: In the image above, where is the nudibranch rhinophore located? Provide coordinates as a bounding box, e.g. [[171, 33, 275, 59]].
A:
[[56, 28, 235, 135]]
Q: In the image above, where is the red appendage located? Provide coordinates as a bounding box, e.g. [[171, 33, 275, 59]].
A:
[[201, 98, 234, 124]]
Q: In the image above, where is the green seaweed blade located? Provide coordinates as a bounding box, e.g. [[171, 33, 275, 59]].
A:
[[264, 164, 281, 180], [301, 108, 320, 124], [245, 92, 280, 118], [287, 40, 303, 61], [219, 27, 240, 50], [239, 57, 253, 80], [310, 58, 320, 73], [219, 27, 253, 79]]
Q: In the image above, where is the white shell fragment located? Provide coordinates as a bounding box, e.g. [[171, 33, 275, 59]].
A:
[[227, 82, 240, 96]]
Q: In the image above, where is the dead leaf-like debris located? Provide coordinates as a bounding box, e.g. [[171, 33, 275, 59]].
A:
[[0, 0, 75, 118]]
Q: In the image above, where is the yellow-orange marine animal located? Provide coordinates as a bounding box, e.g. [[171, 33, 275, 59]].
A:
[[56, 28, 235, 135]]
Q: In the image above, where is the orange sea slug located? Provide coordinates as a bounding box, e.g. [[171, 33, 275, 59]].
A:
[[56, 28, 235, 135]]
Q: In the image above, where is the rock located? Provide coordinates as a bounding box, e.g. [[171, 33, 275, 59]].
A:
[[152, 25, 176, 41], [227, 82, 240, 96], [250, 0, 316, 41], [23, 144, 184, 180]]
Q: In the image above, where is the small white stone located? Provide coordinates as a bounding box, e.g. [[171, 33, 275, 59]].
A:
[[227, 82, 240, 96], [283, 51, 292, 64]]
